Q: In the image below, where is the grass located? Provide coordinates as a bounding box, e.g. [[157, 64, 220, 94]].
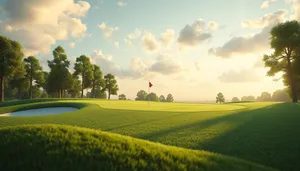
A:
[[0, 100, 299, 171], [0, 124, 276, 171]]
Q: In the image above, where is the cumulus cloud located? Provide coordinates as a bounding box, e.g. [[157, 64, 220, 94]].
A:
[[159, 29, 175, 48], [149, 53, 183, 75], [69, 42, 75, 48], [114, 41, 120, 48], [127, 29, 141, 39], [219, 69, 261, 83], [142, 32, 160, 52], [0, 0, 90, 56], [117, 1, 127, 7], [242, 9, 286, 28], [97, 22, 119, 38], [209, 10, 287, 58], [286, 0, 300, 20], [261, 0, 277, 9], [177, 19, 216, 46]]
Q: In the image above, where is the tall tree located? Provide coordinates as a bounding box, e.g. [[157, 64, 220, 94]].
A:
[[74, 55, 93, 98], [47, 46, 70, 98], [10, 63, 29, 100], [0, 36, 24, 102], [103, 73, 119, 100], [159, 95, 166, 102], [263, 20, 300, 102], [24, 56, 44, 99], [91, 64, 105, 98], [216, 92, 225, 104], [166, 94, 174, 102], [135, 90, 148, 101]]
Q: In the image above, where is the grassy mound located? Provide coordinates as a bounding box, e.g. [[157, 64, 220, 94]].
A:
[[0, 124, 276, 171]]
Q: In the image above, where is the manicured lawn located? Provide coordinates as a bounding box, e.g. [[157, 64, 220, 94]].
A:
[[0, 100, 299, 171], [0, 124, 276, 171]]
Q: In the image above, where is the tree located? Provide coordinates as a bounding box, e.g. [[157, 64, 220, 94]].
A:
[[272, 89, 291, 102], [147, 92, 159, 101], [216, 92, 225, 103], [118, 94, 126, 100], [231, 97, 240, 102], [166, 94, 174, 102], [0, 35, 24, 102], [68, 74, 82, 98], [258, 92, 272, 102], [263, 20, 300, 102], [91, 64, 105, 98], [159, 95, 166, 102], [47, 46, 71, 98], [241, 96, 256, 101], [103, 73, 119, 100], [24, 56, 44, 99], [74, 55, 93, 98], [135, 90, 148, 101]]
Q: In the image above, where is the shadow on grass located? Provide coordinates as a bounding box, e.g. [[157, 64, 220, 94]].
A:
[[138, 103, 300, 171]]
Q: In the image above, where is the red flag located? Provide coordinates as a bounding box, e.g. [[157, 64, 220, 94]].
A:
[[149, 82, 153, 88]]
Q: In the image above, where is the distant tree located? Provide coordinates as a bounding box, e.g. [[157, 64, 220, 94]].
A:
[[74, 55, 93, 98], [147, 92, 159, 101], [263, 20, 300, 102], [166, 94, 174, 102], [47, 46, 71, 98], [258, 92, 272, 101], [135, 90, 148, 101], [31, 86, 42, 99], [103, 73, 119, 100], [68, 75, 82, 98], [0, 35, 24, 102], [272, 89, 291, 102], [24, 56, 44, 99], [241, 96, 256, 101], [118, 94, 127, 100], [159, 95, 166, 102], [231, 97, 240, 102], [91, 64, 105, 98], [9, 62, 29, 99], [216, 92, 225, 103]]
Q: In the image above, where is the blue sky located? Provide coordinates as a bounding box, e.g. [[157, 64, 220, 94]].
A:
[[0, 0, 297, 101]]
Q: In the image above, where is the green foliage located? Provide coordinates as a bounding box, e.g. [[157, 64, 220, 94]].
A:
[[104, 73, 119, 99], [0, 35, 24, 102], [91, 64, 105, 98], [231, 97, 240, 102], [118, 94, 126, 100], [166, 94, 174, 102], [74, 55, 93, 98], [264, 20, 300, 102], [147, 92, 159, 101], [257, 92, 272, 102], [135, 90, 148, 101], [241, 96, 256, 101], [0, 124, 275, 171], [159, 95, 166, 102], [216, 92, 225, 103], [67, 75, 82, 98], [272, 89, 291, 102]]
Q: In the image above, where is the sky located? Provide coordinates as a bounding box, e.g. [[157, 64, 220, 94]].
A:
[[0, 0, 299, 102]]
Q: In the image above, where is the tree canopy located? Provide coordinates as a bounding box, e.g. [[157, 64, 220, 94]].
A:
[[216, 92, 225, 103], [74, 55, 93, 98], [104, 73, 119, 100]]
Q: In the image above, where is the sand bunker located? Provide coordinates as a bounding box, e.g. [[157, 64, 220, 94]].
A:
[[0, 107, 78, 117]]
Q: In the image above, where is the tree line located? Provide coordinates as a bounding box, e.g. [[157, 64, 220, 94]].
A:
[[135, 90, 174, 102], [0, 35, 119, 102]]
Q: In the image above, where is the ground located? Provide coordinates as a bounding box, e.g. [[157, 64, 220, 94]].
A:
[[0, 99, 299, 171]]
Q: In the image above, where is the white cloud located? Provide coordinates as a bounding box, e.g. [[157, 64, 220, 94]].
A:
[[114, 41, 120, 48], [127, 29, 141, 39], [261, 0, 276, 9], [208, 21, 219, 30], [117, 1, 127, 7], [242, 9, 286, 28], [97, 22, 119, 38], [0, 0, 90, 56], [159, 29, 175, 48], [219, 69, 261, 83], [124, 38, 133, 47], [149, 53, 183, 75], [209, 10, 287, 58], [69, 42, 75, 48], [177, 19, 216, 46], [142, 31, 160, 52], [286, 0, 300, 20]]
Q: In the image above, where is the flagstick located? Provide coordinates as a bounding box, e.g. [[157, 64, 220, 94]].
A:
[[148, 81, 150, 107]]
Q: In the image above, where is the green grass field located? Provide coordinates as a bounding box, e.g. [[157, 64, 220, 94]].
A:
[[0, 99, 299, 171]]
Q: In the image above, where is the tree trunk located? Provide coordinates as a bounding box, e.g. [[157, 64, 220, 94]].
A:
[[29, 76, 33, 99], [61, 90, 63, 98], [92, 81, 95, 98], [18, 85, 21, 100], [0, 74, 4, 102], [108, 88, 111, 100], [287, 56, 298, 102], [81, 73, 84, 98]]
